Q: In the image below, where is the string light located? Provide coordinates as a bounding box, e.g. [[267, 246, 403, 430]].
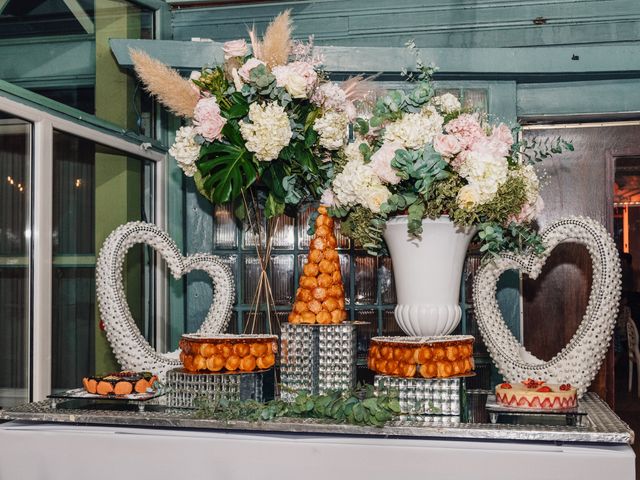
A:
[[75, 178, 82, 188]]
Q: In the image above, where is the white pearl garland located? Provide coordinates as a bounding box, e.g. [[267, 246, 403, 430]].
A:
[[473, 216, 621, 398], [96, 222, 235, 380]]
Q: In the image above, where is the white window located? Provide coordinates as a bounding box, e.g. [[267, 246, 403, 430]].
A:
[[0, 90, 165, 405]]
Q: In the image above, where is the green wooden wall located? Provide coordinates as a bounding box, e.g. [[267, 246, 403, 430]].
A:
[[170, 0, 640, 48]]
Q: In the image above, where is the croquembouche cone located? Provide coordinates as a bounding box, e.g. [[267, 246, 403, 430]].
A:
[[288, 206, 347, 324]]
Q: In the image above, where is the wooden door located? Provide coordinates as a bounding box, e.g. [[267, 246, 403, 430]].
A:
[[522, 123, 640, 406]]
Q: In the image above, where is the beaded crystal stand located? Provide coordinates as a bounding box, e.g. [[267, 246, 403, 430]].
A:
[[374, 375, 461, 416], [166, 368, 269, 408], [280, 323, 357, 401]]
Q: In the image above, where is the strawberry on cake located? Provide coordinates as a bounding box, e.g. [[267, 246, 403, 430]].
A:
[[495, 379, 577, 410]]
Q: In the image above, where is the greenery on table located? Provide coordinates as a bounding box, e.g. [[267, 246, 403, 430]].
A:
[[193, 385, 402, 428]]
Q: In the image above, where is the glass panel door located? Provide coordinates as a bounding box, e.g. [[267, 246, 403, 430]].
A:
[[0, 112, 31, 407], [51, 130, 155, 391]]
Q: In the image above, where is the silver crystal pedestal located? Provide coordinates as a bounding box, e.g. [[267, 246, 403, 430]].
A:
[[280, 323, 357, 401], [166, 368, 269, 408], [374, 375, 462, 417]]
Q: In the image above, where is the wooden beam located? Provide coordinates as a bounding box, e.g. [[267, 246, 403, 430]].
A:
[[0, 0, 10, 15], [62, 0, 95, 35], [110, 38, 640, 80], [0, 35, 95, 86]]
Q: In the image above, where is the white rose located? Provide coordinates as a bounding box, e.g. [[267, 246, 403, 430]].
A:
[[456, 184, 482, 210], [283, 73, 308, 98], [365, 184, 392, 213]]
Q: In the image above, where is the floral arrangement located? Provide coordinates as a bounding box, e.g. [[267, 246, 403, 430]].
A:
[[131, 12, 570, 257], [131, 11, 367, 219], [322, 58, 572, 256]]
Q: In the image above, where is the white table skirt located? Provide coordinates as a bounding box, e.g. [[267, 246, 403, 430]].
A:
[[0, 421, 634, 480]]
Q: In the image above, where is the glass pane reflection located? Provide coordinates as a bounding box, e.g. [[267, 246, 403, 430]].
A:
[[51, 130, 154, 391], [0, 113, 30, 407]]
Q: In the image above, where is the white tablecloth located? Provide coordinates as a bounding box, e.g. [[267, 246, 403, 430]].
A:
[[0, 421, 634, 480]]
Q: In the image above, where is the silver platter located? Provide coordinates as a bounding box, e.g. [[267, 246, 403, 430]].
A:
[[0, 392, 632, 445]]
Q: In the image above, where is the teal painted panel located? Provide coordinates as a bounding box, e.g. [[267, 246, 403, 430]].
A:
[[111, 39, 640, 80], [517, 79, 640, 117], [170, 0, 640, 48], [0, 35, 95, 86]]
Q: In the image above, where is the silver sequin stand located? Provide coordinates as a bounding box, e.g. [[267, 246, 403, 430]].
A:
[[280, 323, 357, 401]]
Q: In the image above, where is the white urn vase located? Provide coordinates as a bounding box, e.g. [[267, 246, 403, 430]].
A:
[[383, 215, 476, 337]]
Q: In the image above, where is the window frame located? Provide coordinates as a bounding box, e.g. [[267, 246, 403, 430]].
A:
[[0, 91, 166, 401]]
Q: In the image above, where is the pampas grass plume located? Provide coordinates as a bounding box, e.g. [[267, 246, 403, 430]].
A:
[[129, 48, 199, 118], [260, 10, 293, 68]]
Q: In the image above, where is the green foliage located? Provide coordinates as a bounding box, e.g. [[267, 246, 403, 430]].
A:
[[451, 176, 529, 227], [391, 146, 450, 196], [513, 134, 574, 165], [197, 122, 259, 204], [477, 222, 545, 257], [192, 67, 230, 105], [339, 206, 388, 255], [423, 175, 463, 219], [193, 385, 402, 428]]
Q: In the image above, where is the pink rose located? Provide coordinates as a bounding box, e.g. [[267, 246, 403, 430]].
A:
[[445, 113, 485, 150], [433, 134, 461, 158], [238, 58, 266, 82], [193, 97, 227, 142], [189, 71, 202, 96], [223, 39, 248, 59], [369, 141, 404, 185]]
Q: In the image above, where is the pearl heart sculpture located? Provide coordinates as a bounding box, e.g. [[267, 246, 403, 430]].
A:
[[473, 216, 621, 398], [96, 222, 235, 380]]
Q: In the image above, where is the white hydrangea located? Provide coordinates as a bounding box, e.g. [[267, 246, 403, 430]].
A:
[[169, 125, 201, 177], [519, 164, 540, 203], [384, 107, 443, 149], [313, 110, 349, 150], [433, 93, 461, 114], [332, 158, 390, 213], [344, 141, 367, 163], [458, 149, 509, 204], [240, 102, 292, 161]]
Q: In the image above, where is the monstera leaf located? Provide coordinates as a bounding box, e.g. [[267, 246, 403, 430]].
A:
[[197, 122, 260, 204]]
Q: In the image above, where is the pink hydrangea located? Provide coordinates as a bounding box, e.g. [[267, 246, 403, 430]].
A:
[[491, 123, 514, 147], [238, 58, 266, 82], [193, 97, 226, 142], [369, 141, 403, 185], [472, 136, 510, 159], [433, 134, 462, 158], [444, 114, 485, 150]]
